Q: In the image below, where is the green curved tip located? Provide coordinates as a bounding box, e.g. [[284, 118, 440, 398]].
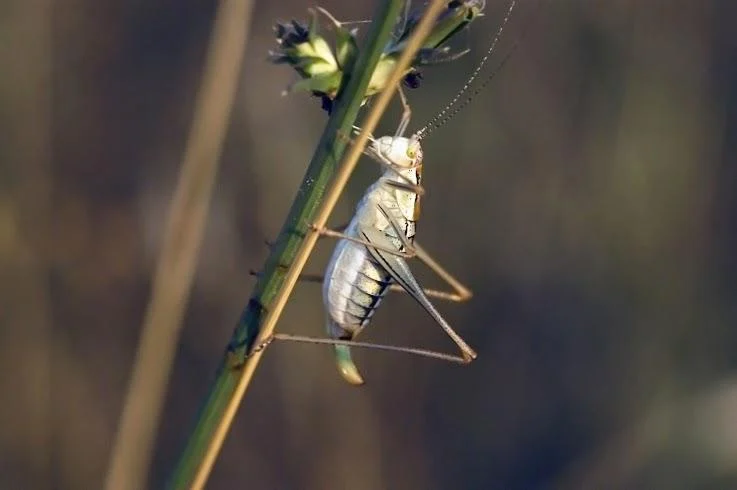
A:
[[334, 345, 365, 386]]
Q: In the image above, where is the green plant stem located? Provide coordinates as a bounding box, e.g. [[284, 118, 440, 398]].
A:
[[167, 1, 405, 487]]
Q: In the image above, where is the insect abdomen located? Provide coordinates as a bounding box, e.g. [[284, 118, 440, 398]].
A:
[[324, 242, 391, 335]]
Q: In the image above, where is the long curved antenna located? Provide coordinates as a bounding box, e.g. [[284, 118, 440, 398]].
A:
[[415, 0, 517, 140]]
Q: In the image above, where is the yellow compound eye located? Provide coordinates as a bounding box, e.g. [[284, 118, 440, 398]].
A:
[[406, 148, 416, 159]]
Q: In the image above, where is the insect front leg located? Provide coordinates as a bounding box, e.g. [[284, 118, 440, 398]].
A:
[[250, 223, 354, 280], [395, 85, 411, 138], [286, 266, 467, 303]]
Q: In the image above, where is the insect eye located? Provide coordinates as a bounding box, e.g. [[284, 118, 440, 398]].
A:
[[406, 148, 416, 159]]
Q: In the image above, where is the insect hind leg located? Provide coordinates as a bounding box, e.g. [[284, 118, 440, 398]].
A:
[[255, 332, 471, 367]]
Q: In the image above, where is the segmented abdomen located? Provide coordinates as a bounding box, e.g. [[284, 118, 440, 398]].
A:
[[323, 238, 391, 337]]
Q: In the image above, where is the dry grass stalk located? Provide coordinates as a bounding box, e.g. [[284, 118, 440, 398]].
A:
[[104, 1, 254, 488]]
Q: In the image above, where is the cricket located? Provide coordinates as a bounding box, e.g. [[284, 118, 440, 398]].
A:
[[253, 0, 518, 385]]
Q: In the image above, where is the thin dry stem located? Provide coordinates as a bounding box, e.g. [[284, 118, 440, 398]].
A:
[[189, 0, 451, 487], [104, 1, 254, 488], [1, 0, 53, 485]]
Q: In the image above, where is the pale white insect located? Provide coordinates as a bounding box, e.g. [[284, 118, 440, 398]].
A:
[[255, 0, 518, 385]]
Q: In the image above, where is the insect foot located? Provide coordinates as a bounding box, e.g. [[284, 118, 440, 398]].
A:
[[249, 335, 276, 356], [463, 348, 478, 363], [308, 222, 327, 235]]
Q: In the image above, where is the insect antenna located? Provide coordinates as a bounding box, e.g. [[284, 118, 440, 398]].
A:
[[415, 0, 518, 141]]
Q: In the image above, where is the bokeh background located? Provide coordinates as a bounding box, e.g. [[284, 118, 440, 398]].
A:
[[3, 0, 737, 488]]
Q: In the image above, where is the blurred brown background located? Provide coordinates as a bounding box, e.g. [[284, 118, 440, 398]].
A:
[[2, 0, 737, 488]]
